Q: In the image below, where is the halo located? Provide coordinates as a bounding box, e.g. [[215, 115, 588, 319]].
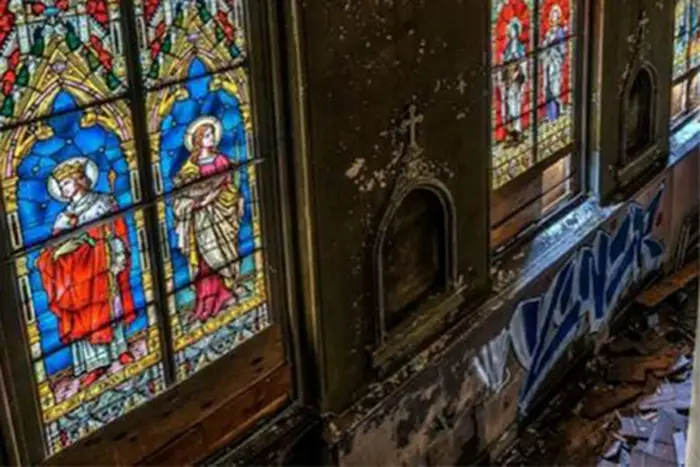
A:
[[550, 4, 562, 18], [47, 157, 99, 203], [184, 116, 223, 152]]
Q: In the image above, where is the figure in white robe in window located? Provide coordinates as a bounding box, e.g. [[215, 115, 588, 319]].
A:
[[173, 117, 247, 322], [541, 5, 567, 121], [500, 61, 528, 144], [499, 19, 528, 145]]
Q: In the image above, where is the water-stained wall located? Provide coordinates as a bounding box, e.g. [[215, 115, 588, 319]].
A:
[[329, 147, 699, 465], [287, 0, 491, 411]]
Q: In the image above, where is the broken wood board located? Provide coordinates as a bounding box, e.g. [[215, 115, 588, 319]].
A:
[[636, 262, 698, 308], [582, 386, 643, 419], [606, 355, 676, 383]]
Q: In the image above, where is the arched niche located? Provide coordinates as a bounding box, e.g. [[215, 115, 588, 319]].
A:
[[373, 181, 457, 344], [619, 64, 658, 168]]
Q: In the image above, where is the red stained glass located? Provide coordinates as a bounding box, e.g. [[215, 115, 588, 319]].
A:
[[491, 0, 533, 67]]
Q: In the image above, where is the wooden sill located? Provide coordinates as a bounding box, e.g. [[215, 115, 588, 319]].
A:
[[41, 326, 290, 466], [615, 143, 666, 189], [372, 288, 466, 375]]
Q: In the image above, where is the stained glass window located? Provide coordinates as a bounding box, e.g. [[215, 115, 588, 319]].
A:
[[0, 1, 127, 129], [1, 91, 166, 455], [134, 0, 246, 89], [0, 0, 278, 460], [490, 0, 579, 250], [138, 0, 271, 381], [672, 0, 700, 125]]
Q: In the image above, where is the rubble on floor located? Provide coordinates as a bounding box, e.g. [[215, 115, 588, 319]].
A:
[[496, 279, 697, 467]]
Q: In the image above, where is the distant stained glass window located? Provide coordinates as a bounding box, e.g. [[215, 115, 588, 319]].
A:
[[672, 0, 700, 124], [490, 0, 576, 190]]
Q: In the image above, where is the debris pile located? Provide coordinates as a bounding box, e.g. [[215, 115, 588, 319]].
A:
[[496, 279, 697, 467]]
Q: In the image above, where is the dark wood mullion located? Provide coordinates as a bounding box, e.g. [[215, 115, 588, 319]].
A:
[[118, 1, 176, 386]]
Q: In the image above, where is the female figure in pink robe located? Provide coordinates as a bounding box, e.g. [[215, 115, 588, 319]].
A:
[[174, 118, 246, 321]]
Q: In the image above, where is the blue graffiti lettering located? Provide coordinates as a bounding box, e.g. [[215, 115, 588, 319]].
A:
[[509, 186, 666, 412]]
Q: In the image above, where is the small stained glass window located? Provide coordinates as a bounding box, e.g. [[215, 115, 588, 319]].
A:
[[490, 0, 580, 250]]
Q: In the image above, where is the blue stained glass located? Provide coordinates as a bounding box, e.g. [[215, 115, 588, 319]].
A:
[[156, 60, 251, 194], [9, 92, 137, 249]]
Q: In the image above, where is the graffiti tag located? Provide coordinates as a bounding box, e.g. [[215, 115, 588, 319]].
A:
[[475, 186, 666, 412]]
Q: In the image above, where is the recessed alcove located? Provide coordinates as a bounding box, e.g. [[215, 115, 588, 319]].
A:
[[623, 67, 655, 163], [373, 182, 458, 368], [382, 188, 447, 331], [616, 64, 661, 189]]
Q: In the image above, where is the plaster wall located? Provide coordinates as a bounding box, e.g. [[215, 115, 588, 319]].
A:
[[332, 147, 700, 466]]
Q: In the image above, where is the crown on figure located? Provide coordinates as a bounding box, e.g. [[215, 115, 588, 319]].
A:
[[53, 160, 86, 181]]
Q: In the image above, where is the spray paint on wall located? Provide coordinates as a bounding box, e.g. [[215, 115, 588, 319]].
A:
[[476, 185, 666, 412]]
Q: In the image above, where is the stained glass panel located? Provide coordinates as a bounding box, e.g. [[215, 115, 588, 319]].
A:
[[0, 1, 126, 129], [158, 164, 270, 381], [16, 208, 165, 456], [491, 0, 533, 67], [145, 52, 270, 379], [537, 38, 574, 108], [538, 0, 574, 47], [0, 94, 140, 252], [134, 0, 247, 89], [537, 91, 573, 162], [691, 0, 700, 68], [492, 57, 533, 189]]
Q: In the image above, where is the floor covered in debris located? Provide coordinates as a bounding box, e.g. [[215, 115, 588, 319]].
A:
[[496, 273, 697, 467]]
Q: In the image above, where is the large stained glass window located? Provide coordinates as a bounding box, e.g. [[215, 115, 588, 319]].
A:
[[0, 0, 276, 460], [671, 0, 700, 125], [490, 0, 580, 250], [136, 0, 270, 381]]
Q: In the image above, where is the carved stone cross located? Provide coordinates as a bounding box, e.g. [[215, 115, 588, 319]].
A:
[[400, 104, 424, 152]]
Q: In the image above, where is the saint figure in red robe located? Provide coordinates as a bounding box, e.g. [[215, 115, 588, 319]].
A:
[[37, 158, 135, 388]]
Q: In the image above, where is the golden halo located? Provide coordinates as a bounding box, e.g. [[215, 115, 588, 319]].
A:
[[184, 116, 223, 152]]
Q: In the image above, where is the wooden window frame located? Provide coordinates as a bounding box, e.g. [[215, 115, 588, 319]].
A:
[[0, 1, 299, 464], [490, 0, 591, 255]]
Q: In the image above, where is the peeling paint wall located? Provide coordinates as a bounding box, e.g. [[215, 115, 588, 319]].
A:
[[333, 148, 699, 466]]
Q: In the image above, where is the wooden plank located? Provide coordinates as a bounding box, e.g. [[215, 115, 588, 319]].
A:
[[142, 364, 291, 466], [43, 326, 287, 466], [491, 179, 572, 250], [491, 154, 574, 228], [636, 262, 699, 308]]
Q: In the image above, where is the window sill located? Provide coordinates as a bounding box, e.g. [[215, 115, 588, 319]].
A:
[[670, 115, 700, 166], [204, 403, 321, 466], [371, 288, 466, 375]]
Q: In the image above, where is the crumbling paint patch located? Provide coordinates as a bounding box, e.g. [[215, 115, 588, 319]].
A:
[[345, 158, 366, 179]]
